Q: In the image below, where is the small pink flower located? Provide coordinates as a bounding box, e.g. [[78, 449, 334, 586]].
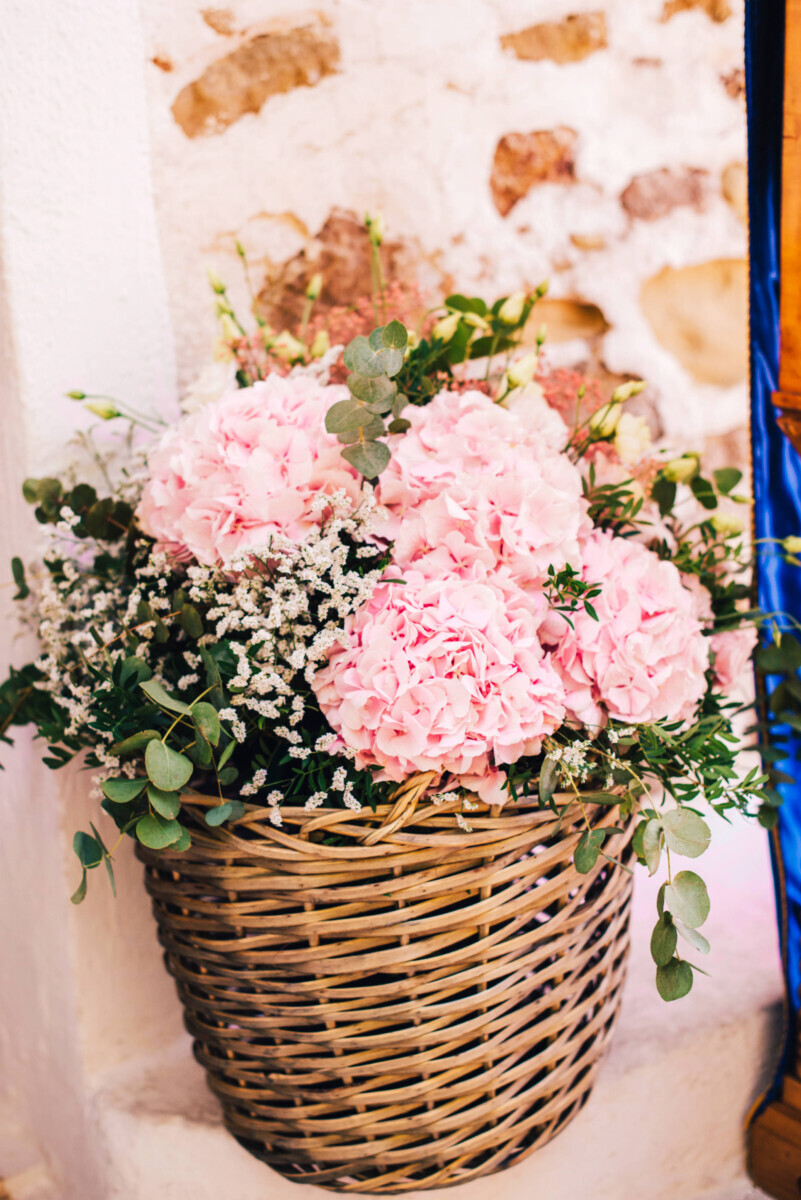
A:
[[544, 530, 710, 726], [312, 566, 566, 783], [137, 376, 361, 564], [709, 626, 757, 691]]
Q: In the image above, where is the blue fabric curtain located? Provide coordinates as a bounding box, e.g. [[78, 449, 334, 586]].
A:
[[747, 0, 801, 1092]]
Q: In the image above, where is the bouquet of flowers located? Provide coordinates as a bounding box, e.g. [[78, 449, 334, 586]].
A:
[[1, 223, 790, 1005]]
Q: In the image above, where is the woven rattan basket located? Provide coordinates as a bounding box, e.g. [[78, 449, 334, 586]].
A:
[[138, 776, 635, 1193]]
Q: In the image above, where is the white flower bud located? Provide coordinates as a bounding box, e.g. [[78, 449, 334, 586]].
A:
[[85, 400, 120, 420], [614, 413, 652, 465], [207, 268, 226, 294], [432, 313, 460, 342], [306, 273, 323, 301], [783, 536, 801, 554], [662, 454, 700, 484], [611, 379, 647, 403], [711, 512, 744, 537], [270, 330, 306, 362], [310, 329, 330, 359], [497, 291, 527, 324], [365, 210, 385, 245], [506, 352, 539, 388], [588, 401, 621, 439], [219, 314, 240, 341]]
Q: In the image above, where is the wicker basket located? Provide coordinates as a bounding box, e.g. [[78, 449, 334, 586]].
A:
[[138, 777, 635, 1193]]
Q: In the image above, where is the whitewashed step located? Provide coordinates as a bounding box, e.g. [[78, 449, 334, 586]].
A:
[[86, 814, 783, 1200]]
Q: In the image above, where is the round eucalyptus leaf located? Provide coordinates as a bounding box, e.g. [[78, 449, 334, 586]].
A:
[[664, 870, 710, 929], [347, 373, 396, 411], [146, 783, 181, 820], [341, 440, 391, 478], [145, 740, 193, 791], [139, 678, 191, 715], [642, 818, 663, 876], [325, 398, 365, 434], [656, 957, 693, 1002], [662, 808, 711, 858], [674, 920, 710, 955], [574, 828, 605, 874], [192, 701, 221, 748], [336, 413, 386, 444], [206, 802, 233, 827], [73, 830, 103, 869], [136, 813, 184, 850], [650, 914, 677, 967], [101, 777, 146, 805], [382, 320, 408, 350]]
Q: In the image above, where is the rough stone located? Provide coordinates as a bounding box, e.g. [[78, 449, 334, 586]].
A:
[[621, 167, 708, 221], [721, 67, 745, 101], [524, 298, 609, 343], [255, 209, 417, 330], [721, 161, 747, 224], [172, 16, 340, 137], [151, 54, 173, 73], [490, 128, 578, 217], [201, 8, 236, 37], [662, 0, 732, 21], [640, 259, 748, 387], [500, 13, 607, 65]]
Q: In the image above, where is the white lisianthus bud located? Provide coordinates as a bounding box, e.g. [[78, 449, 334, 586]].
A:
[[65, 390, 86, 401], [588, 401, 621, 439], [711, 512, 744, 537], [462, 311, 489, 331], [405, 328, 419, 351], [611, 379, 647, 403], [433, 313, 460, 342], [219, 314, 240, 341], [310, 329, 331, 359], [506, 352, 539, 388], [271, 330, 306, 362], [783, 535, 801, 554], [614, 412, 652, 465], [365, 210, 385, 245], [498, 291, 527, 324], [306, 273, 323, 301], [207, 268, 226, 294], [85, 400, 120, 420], [662, 454, 700, 484]]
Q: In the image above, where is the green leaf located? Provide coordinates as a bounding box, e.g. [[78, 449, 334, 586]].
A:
[[690, 475, 718, 510], [388, 418, 411, 434], [192, 701, 220, 748], [91, 822, 117, 898], [336, 414, 386, 444], [581, 791, 622, 805], [326, 398, 367, 433], [119, 657, 152, 687], [200, 647, 224, 709], [101, 777, 147, 804], [11, 557, 29, 600], [146, 783, 181, 819], [642, 819, 663, 875], [71, 869, 88, 905], [539, 757, 560, 805], [217, 739, 235, 769], [139, 679, 191, 715], [110, 729, 160, 756], [382, 319, 408, 350], [343, 335, 403, 379], [346, 373, 396, 411], [135, 813, 183, 849], [178, 603, 204, 639], [675, 921, 710, 954], [171, 826, 191, 852], [206, 801, 234, 826], [758, 805, 780, 829], [663, 870, 710, 928], [575, 828, 606, 874], [650, 914, 678, 967], [662, 808, 711, 858], [341, 440, 391, 478], [73, 830, 103, 869], [656, 957, 694, 1001], [651, 476, 676, 518], [145, 740, 193, 791], [217, 766, 238, 786], [713, 467, 743, 495]]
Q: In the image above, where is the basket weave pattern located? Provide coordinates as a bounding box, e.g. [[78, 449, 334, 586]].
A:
[[139, 785, 635, 1193]]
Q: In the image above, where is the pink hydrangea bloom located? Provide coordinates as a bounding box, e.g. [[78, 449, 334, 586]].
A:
[[137, 376, 360, 564], [377, 387, 571, 516], [710, 626, 757, 691], [312, 567, 566, 790], [391, 459, 588, 585], [544, 530, 710, 726]]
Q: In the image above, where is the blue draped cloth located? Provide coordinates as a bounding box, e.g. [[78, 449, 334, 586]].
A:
[[747, 0, 801, 1091]]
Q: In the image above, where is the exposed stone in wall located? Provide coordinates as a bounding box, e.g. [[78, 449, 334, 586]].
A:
[[662, 0, 732, 21], [201, 8, 236, 37], [255, 209, 417, 330], [172, 15, 340, 137], [621, 167, 708, 221], [491, 129, 578, 217], [531, 298, 610, 343], [500, 13, 607, 64], [640, 259, 747, 387], [151, 54, 173, 73], [721, 162, 747, 223], [721, 67, 745, 99]]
